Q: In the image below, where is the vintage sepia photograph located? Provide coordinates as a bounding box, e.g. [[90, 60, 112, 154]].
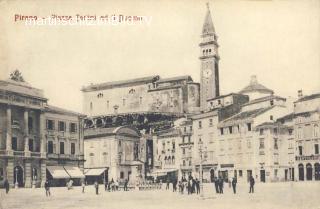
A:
[[0, 0, 319, 209]]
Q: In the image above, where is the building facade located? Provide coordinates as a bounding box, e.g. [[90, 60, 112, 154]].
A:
[[84, 126, 144, 184], [81, 75, 200, 116], [294, 93, 320, 181], [0, 72, 85, 188]]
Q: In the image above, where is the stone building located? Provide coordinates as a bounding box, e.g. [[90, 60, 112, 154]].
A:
[[0, 72, 85, 188], [81, 75, 200, 117], [152, 126, 181, 181], [44, 105, 85, 187], [199, 4, 220, 111], [84, 126, 144, 184], [293, 92, 320, 181]]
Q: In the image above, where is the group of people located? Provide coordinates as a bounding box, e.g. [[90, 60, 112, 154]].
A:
[[167, 175, 201, 195], [213, 175, 255, 194]]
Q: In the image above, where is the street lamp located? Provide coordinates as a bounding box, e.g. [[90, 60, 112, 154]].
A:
[[15, 167, 18, 189], [198, 141, 207, 199]]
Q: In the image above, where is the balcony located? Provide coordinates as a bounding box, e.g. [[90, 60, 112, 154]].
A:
[[47, 153, 83, 161], [180, 164, 193, 170], [181, 130, 193, 136], [179, 142, 194, 146], [0, 150, 44, 159], [296, 155, 320, 161]]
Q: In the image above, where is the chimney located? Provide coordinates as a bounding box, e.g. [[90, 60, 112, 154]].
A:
[[250, 75, 257, 85], [298, 90, 303, 98]]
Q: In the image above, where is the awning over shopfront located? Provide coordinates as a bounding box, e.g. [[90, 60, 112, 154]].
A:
[[150, 168, 177, 177], [64, 166, 85, 178], [47, 166, 70, 179], [84, 168, 107, 176]]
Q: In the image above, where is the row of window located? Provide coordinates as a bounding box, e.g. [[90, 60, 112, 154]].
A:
[[259, 138, 278, 150], [298, 144, 319, 155], [163, 156, 175, 164], [197, 119, 214, 129], [297, 124, 319, 139], [47, 141, 76, 155], [220, 123, 252, 135], [46, 120, 77, 133]]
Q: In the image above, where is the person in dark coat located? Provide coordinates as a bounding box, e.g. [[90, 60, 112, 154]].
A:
[[249, 176, 255, 193], [166, 178, 170, 190], [218, 177, 224, 194], [195, 178, 200, 194], [4, 179, 9, 194], [44, 180, 51, 196], [172, 179, 177, 192], [94, 181, 99, 195], [124, 179, 128, 191], [232, 177, 237, 194], [214, 177, 219, 193]]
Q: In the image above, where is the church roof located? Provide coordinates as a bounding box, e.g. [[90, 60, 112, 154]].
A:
[[0, 79, 46, 100], [239, 75, 274, 94], [81, 75, 160, 92], [202, 4, 215, 35], [157, 75, 193, 84]]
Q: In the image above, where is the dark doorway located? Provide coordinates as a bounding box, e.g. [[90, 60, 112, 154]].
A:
[[210, 169, 215, 182], [285, 169, 288, 181], [298, 164, 304, 181], [247, 170, 252, 182], [314, 163, 320, 181], [291, 168, 295, 181], [14, 166, 24, 187], [306, 163, 312, 181], [260, 170, 266, 182]]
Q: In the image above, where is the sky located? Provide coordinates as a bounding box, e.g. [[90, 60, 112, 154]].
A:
[[0, 0, 319, 113]]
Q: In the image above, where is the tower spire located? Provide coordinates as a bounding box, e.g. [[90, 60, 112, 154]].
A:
[[202, 2, 215, 35]]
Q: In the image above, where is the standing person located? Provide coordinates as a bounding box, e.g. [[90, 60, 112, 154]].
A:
[[195, 178, 200, 194], [81, 181, 85, 193], [249, 176, 255, 193], [44, 180, 51, 197], [232, 177, 237, 194], [214, 177, 219, 193], [124, 179, 128, 191], [105, 181, 108, 191], [4, 179, 9, 194], [173, 179, 177, 192], [218, 177, 224, 194], [166, 178, 170, 190], [94, 181, 99, 195]]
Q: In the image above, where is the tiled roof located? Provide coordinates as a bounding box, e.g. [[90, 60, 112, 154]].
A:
[[156, 128, 180, 137], [46, 105, 85, 117], [81, 75, 160, 92], [219, 106, 275, 126], [0, 79, 46, 100], [276, 112, 294, 122], [242, 95, 286, 107], [295, 93, 320, 103], [207, 93, 245, 101]]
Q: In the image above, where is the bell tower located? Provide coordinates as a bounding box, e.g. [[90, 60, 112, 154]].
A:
[[200, 3, 220, 111]]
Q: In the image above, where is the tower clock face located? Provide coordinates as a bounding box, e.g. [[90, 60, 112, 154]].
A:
[[203, 68, 212, 78]]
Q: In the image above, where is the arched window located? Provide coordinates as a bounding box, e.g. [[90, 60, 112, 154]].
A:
[[172, 156, 175, 164], [164, 156, 167, 164], [168, 156, 171, 164], [90, 102, 93, 111]]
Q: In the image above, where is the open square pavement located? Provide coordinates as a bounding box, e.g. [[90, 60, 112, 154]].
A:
[[1, 182, 320, 209]]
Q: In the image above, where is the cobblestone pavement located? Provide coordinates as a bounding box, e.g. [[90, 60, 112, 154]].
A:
[[1, 182, 320, 209]]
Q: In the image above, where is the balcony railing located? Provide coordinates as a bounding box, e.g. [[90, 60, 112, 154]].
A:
[[179, 142, 194, 146], [47, 153, 83, 160], [296, 155, 320, 161], [180, 164, 193, 170], [13, 151, 25, 156]]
